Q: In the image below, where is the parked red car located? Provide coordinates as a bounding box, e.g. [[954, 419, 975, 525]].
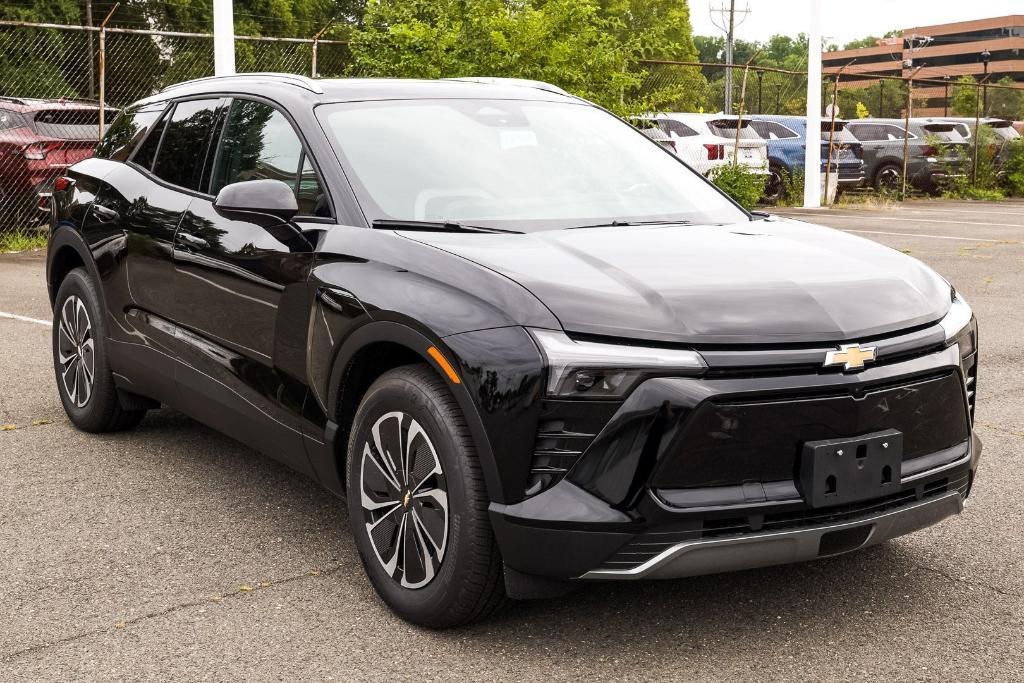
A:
[[0, 97, 115, 223]]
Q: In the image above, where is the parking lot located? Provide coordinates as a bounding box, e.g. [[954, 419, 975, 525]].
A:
[[1, 199, 1023, 680]]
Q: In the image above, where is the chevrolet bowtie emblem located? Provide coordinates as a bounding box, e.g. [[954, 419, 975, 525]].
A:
[[824, 343, 877, 371]]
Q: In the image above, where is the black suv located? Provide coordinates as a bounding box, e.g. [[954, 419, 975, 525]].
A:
[[47, 74, 981, 628]]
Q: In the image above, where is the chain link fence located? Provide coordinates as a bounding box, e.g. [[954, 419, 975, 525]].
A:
[[1, 20, 1022, 248], [0, 20, 351, 246]]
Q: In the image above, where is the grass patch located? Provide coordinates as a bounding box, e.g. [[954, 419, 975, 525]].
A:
[[0, 230, 48, 253]]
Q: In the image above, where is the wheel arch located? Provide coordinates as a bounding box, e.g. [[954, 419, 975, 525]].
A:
[[47, 227, 103, 308], [324, 319, 501, 504]]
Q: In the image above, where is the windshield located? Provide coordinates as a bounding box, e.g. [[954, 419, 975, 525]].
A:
[[318, 99, 748, 231]]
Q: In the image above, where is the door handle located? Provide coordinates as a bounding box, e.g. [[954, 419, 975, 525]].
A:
[[90, 204, 119, 223], [176, 232, 209, 249]]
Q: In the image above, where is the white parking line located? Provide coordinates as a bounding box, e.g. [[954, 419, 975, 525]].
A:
[[778, 212, 1021, 229], [0, 311, 52, 327], [840, 229, 1003, 243]]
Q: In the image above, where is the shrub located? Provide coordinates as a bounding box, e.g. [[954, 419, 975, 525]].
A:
[[1003, 138, 1024, 197], [709, 164, 765, 210], [939, 126, 1004, 200]]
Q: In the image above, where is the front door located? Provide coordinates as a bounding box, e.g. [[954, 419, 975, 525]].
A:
[[169, 97, 333, 474]]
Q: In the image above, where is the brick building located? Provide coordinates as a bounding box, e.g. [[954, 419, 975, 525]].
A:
[[823, 15, 1023, 117]]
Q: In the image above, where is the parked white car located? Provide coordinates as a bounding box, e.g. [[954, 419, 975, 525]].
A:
[[642, 113, 769, 177]]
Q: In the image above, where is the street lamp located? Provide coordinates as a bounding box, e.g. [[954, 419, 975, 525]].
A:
[[943, 74, 950, 116], [980, 49, 991, 116]]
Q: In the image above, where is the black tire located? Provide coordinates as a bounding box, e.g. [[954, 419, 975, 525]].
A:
[[763, 164, 786, 204], [52, 268, 146, 432], [346, 364, 506, 628], [874, 163, 902, 191]]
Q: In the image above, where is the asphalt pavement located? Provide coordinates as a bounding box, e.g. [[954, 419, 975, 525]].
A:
[[1, 199, 1022, 681]]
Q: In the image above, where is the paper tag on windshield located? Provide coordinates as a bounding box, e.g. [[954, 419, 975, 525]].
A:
[[500, 130, 537, 150]]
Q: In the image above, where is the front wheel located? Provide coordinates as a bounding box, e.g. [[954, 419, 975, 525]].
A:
[[346, 364, 506, 627]]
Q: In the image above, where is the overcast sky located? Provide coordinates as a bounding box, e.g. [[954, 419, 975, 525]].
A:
[[689, 0, 1021, 46]]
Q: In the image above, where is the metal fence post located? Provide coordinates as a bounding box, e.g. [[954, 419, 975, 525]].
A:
[[97, 4, 119, 141]]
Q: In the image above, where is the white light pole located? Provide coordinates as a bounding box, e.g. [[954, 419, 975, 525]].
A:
[[803, 0, 822, 208], [213, 0, 235, 76]]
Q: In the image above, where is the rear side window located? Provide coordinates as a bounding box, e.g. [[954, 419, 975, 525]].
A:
[[151, 99, 221, 191], [750, 120, 799, 140], [31, 108, 117, 140], [706, 120, 760, 139], [659, 119, 699, 138], [211, 98, 329, 217], [96, 103, 166, 162]]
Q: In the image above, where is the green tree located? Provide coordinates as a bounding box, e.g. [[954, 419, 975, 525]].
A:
[[988, 76, 1024, 120], [951, 75, 980, 117], [350, 0, 705, 115]]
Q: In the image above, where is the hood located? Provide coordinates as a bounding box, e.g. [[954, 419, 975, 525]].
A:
[[399, 218, 952, 345]]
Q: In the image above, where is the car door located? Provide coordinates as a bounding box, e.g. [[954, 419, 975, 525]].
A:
[[90, 97, 222, 399], [168, 97, 334, 476]]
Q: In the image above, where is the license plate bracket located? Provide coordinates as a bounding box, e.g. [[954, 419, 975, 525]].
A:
[[799, 429, 903, 508]]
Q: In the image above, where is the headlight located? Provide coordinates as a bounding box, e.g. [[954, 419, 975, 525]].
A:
[[940, 292, 976, 357], [529, 329, 706, 398]]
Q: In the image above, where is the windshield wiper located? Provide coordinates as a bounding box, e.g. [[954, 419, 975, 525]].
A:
[[567, 219, 692, 230], [371, 219, 522, 234]]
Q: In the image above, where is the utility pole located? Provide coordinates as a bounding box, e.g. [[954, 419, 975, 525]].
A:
[[85, 0, 95, 99], [213, 0, 235, 76], [710, 0, 750, 115]]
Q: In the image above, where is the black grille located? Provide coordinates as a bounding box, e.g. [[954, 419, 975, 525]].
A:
[[649, 371, 969, 489], [526, 399, 619, 497], [598, 473, 969, 571]]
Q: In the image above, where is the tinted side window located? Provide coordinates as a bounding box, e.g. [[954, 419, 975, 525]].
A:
[[659, 119, 698, 137], [152, 99, 220, 190], [848, 124, 880, 142], [95, 103, 166, 162], [750, 120, 798, 140], [212, 99, 329, 217], [131, 109, 168, 170]]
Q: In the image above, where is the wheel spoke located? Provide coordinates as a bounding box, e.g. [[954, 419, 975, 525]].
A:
[[371, 412, 406, 487], [361, 442, 401, 500], [80, 339, 95, 385], [62, 356, 79, 404], [75, 298, 90, 344], [61, 297, 78, 342]]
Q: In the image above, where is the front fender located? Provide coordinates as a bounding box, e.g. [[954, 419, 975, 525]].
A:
[[322, 320, 543, 505]]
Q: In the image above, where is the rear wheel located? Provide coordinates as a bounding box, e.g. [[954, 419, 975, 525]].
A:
[[52, 268, 146, 432], [347, 364, 506, 628], [763, 164, 786, 203], [874, 163, 902, 191]]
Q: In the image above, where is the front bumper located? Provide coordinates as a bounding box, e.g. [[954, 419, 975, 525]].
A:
[[490, 338, 981, 580], [583, 489, 963, 580]]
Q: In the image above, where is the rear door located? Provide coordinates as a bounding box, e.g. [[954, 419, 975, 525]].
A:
[[97, 97, 223, 316], [168, 96, 333, 475]]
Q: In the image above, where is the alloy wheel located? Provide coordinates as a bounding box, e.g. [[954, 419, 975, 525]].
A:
[[57, 294, 95, 408], [359, 411, 449, 589]]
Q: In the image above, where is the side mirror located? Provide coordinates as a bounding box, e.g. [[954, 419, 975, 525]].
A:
[[213, 179, 298, 221]]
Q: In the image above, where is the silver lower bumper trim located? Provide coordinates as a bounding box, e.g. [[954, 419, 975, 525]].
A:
[[581, 491, 963, 580]]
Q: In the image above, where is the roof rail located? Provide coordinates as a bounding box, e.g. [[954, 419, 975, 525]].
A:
[[0, 95, 29, 105], [162, 72, 324, 95], [444, 77, 571, 97]]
